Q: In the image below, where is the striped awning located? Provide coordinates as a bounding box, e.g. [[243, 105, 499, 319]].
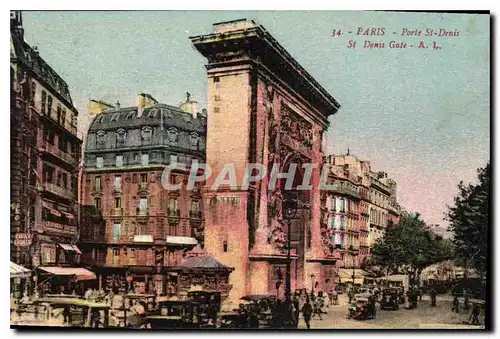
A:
[[10, 261, 31, 279], [58, 244, 82, 254], [42, 201, 61, 217], [38, 266, 96, 281]]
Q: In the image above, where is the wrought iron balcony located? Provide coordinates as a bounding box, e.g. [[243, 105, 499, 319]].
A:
[[43, 182, 74, 200]]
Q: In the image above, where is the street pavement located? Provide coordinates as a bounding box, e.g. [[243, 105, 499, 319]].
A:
[[297, 294, 485, 329]]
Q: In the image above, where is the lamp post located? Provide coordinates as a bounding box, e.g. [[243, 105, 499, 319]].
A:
[[310, 274, 315, 294], [283, 197, 298, 301], [349, 246, 359, 285]]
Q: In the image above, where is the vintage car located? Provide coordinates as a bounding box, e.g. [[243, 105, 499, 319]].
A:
[[380, 289, 399, 311], [22, 297, 112, 328], [347, 296, 376, 320]]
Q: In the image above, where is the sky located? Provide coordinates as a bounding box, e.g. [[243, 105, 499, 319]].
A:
[[21, 11, 490, 231]]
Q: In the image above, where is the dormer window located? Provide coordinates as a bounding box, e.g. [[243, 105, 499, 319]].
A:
[[189, 132, 200, 149], [147, 109, 158, 118], [116, 128, 126, 147], [126, 112, 135, 120], [167, 127, 178, 143], [96, 131, 106, 148], [141, 126, 153, 143], [110, 113, 121, 122]]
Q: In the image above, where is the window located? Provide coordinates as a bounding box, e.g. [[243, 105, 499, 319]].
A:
[[214, 76, 220, 83], [95, 176, 101, 192], [41, 90, 47, 114], [167, 127, 178, 143], [168, 198, 179, 216], [30, 81, 36, 105], [214, 95, 221, 101], [94, 198, 101, 211], [223, 241, 228, 252], [170, 155, 178, 164], [213, 107, 220, 113], [140, 173, 148, 184], [116, 129, 126, 146], [331, 197, 336, 211], [114, 197, 121, 209], [47, 95, 53, 115], [190, 200, 200, 218], [141, 153, 149, 166], [141, 126, 153, 142], [62, 108, 66, 126], [56, 105, 62, 123], [114, 175, 122, 191], [139, 198, 148, 212], [116, 155, 123, 167], [48, 131, 55, 145], [96, 157, 104, 169], [62, 173, 67, 188], [340, 198, 345, 212], [96, 131, 106, 146]]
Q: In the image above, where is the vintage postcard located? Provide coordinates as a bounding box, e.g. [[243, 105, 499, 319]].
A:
[[10, 10, 490, 330]]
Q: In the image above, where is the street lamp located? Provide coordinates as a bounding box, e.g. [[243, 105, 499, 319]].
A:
[[283, 197, 298, 300], [310, 274, 315, 294], [349, 246, 359, 285]]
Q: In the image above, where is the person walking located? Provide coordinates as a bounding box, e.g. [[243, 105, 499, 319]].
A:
[[463, 290, 470, 311], [293, 295, 300, 328], [452, 296, 460, 313], [312, 296, 323, 320], [332, 288, 338, 306], [469, 302, 480, 325], [430, 288, 437, 307], [301, 298, 313, 329]]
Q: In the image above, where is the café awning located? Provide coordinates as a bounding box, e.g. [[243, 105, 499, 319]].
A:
[[338, 268, 368, 284], [10, 261, 31, 279], [42, 202, 61, 217], [58, 243, 82, 254], [38, 267, 96, 281], [166, 236, 198, 246]]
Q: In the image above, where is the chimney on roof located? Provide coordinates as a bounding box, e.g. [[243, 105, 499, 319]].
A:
[[115, 101, 120, 110], [179, 92, 198, 117], [10, 11, 24, 40], [137, 93, 158, 117]]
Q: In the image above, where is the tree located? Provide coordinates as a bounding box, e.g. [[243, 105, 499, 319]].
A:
[[446, 162, 489, 278], [370, 212, 444, 287]]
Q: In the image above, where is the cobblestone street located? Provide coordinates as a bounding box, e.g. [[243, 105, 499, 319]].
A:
[[297, 295, 485, 329]]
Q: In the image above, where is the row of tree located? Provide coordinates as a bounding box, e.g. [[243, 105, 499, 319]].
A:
[[366, 162, 489, 285]]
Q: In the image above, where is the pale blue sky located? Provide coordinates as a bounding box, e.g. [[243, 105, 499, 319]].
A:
[[21, 11, 490, 229]]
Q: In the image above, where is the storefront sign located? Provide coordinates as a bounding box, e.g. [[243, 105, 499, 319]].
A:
[[14, 233, 32, 247]]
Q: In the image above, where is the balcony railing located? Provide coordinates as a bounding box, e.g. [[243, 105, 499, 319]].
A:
[[167, 209, 181, 217], [137, 209, 149, 216], [44, 220, 77, 235], [112, 208, 123, 216], [328, 185, 360, 199], [40, 141, 78, 166], [189, 211, 202, 219], [44, 182, 74, 200]]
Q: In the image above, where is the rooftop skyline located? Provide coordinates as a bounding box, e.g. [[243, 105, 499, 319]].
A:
[[20, 11, 490, 230]]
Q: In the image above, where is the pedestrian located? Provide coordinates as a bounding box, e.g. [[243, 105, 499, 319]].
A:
[[312, 296, 323, 320], [463, 290, 470, 311], [323, 292, 330, 311], [469, 302, 480, 325], [452, 296, 460, 313], [348, 288, 354, 304], [430, 288, 437, 307], [301, 298, 313, 329], [292, 295, 300, 328], [332, 288, 338, 305]]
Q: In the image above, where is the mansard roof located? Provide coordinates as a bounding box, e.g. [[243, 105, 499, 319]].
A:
[[10, 33, 74, 108], [88, 103, 207, 134]]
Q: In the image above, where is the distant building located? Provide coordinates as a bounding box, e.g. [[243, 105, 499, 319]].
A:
[[323, 154, 400, 283], [10, 9, 83, 288]]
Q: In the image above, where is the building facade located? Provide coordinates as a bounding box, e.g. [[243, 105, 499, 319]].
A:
[[79, 94, 231, 298], [10, 10, 83, 283], [191, 19, 341, 301], [323, 154, 400, 282]]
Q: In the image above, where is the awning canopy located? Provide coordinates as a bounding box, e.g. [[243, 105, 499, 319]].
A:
[[38, 267, 96, 281], [133, 235, 153, 243], [181, 256, 231, 271], [166, 236, 198, 246], [10, 261, 31, 279], [60, 211, 74, 219], [42, 202, 61, 217], [58, 244, 82, 254]]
